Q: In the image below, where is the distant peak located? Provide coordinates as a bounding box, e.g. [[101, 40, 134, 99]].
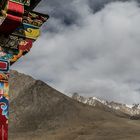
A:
[[72, 93, 140, 117]]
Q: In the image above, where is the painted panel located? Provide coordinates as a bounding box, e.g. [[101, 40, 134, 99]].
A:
[[0, 35, 22, 50], [0, 34, 33, 66], [13, 23, 40, 40], [23, 10, 49, 27]]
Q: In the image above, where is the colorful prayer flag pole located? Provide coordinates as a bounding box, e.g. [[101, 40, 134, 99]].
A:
[[0, 0, 49, 139]]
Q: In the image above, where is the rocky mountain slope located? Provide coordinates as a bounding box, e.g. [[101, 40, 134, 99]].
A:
[[72, 93, 140, 118], [9, 70, 140, 140]]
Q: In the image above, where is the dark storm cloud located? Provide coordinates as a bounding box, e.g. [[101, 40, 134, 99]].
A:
[[88, 0, 140, 12], [36, 0, 140, 27], [13, 0, 140, 104], [36, 0, 81, 27]]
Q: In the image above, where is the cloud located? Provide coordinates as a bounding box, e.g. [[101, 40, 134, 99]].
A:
[[13, 0, 140, 104]]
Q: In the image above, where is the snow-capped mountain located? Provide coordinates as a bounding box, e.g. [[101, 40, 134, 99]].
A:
[[72, 93, 140, 117]]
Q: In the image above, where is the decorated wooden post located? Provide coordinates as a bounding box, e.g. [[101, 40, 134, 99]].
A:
[[0, 0, 49, 139]]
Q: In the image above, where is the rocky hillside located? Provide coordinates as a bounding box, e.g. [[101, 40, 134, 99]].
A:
[[72, 93, 140, 118], [9, 70, 140, 140]]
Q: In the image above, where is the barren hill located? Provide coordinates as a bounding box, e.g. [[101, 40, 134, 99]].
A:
[[9, 70, 140, 140]]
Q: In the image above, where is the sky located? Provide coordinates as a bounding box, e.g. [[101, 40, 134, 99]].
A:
[[12, 0, 140, 104]]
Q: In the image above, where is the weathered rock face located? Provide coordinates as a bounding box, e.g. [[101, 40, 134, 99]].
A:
[[72, 93, 140, 117]]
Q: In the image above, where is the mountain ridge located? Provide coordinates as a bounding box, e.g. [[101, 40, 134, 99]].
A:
[[72, 93, 140, 118], [9, 70, 140, 140]]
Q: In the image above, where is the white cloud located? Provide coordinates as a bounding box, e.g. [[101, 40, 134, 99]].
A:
[[13, 1, 140, 104]]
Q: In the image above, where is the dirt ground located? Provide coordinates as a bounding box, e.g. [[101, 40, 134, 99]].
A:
[[9, 119, 140, 140]]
